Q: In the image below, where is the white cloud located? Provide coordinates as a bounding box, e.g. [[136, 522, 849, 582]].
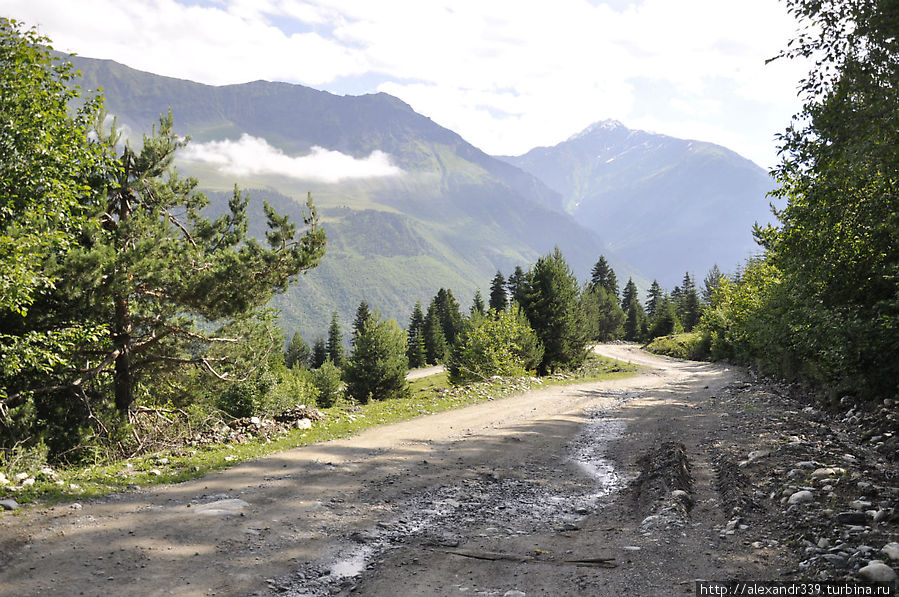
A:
[[2, 0, 810, 167], [180, 134, 403, 183]]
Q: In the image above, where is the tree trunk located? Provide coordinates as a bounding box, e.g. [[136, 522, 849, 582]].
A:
[[113, 295, 133, 414]]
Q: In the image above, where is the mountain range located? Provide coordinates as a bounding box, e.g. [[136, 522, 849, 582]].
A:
[[66, 54, 773, 342], [499, 120, 774, 283]]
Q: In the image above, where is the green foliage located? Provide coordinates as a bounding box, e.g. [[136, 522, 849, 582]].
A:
[[344, 312, 409, 403], [423, 300, 448, 364], [309, 360, 343, 408], [580, 285, 624, 342], [489, 271, 508, 312], [433, 288, 464, 346], [645, 280, 663, 319], [351, 300, 371, 347], [310, 337, 328, 369], [406, 301, 427, 368], [519, 248, 589, 373], [645, 332, 710, 361], [448, 307, 543, 384], [470, 289, 486, 317], [676, 272, 702, 332], [284, 332, 310, 369], [624, 300, 649, 342], [704, 0, 899, 401], [326, 311, 345, 367], [648, 296, 683, 339], [590, 255, 619, 303]]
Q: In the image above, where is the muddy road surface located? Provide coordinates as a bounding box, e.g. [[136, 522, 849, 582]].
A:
[[1, 346, 792, 596]]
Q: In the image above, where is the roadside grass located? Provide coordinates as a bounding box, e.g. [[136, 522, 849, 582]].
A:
[[2, 355, 638, 509], [644, 332, 710, 361]]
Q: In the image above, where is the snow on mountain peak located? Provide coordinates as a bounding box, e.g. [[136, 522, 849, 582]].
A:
[[568, 119, 625, 141]]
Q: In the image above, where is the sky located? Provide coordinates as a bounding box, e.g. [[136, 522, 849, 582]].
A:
[[2, 0, 809, 169]]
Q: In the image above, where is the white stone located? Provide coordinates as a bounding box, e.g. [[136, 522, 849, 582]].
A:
[[858, 561, 897, 583], [788, 490, 814, 505], [882, 542, 899, 562], [295, 418, 313, 430]]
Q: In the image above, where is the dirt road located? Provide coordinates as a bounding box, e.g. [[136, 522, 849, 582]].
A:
[[0, 346, 797, 596]]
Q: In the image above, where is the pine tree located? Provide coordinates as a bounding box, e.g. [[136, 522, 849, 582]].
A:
[[676, 272, 702, 332], [344, 311, 409, 403], [327, 311, 345, 366], [423, 300, 448, 364], [470, 289, 485, 316], [702, 264, 724, 305], [621, 278, 639, 310], [284, 332, 310, 369], [434, 288, 463, 346], [519, 247, 588, 373], [645, 280, 663, 319], [581, 285, 625, 342], [507, 265, 527, 304], [406, 301, 427, 368], [590, 256, 619, 303], [310, 337, 328, 369], [648, 295, 683, 339], [624, 300, 648, 342], [489, 271, 508, 312], [351, 300, 371, 347]]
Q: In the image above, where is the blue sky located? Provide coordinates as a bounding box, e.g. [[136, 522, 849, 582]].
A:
[[2, 0, 808, 168]]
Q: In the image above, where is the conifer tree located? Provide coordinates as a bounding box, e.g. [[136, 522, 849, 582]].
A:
[[310, 337, 328, 369], [621, 278, 639, 310], [676, 272, 702, 332], [470, 290, 485, 316], [284, 332, 310, 369], [507, 265, 527, 304], [702, 264, 724, 305], [434, 288, 463, 346], [351, 300, 371, 347], [406, 301, 427, 368], [581, 285, 624, 341], [326, 311, 345, 366], [590, 256, 619, 303], [645, 280, 663, 319], [489, 271, 508, 312], [344, 311, 409, 403], [423, 301, 448, 364], [519, 248, 588, 373]]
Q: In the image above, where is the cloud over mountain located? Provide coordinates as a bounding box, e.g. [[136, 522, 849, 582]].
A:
[[180, 134, 403, 183]]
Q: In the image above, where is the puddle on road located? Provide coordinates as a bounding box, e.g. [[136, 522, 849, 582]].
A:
[[274, 390, 636, 596]]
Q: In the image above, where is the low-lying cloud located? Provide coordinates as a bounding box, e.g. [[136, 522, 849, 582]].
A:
[[181, 134, 403, 183]]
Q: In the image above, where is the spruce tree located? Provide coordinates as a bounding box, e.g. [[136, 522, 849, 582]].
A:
[[344, 311, 409, 403], [284, 332, 310, 369], [507, 265, 527, 304], [581, 285, 625, 342], [423, 301, 448, 364], [645, 280, 663, 319], [351, 300, 371, 347], [519, 248, 588, 373], [590, 256, 619, 303], [621, 278, 639, 310], [489, 271, 508, 312], [406, 301, 427, 368], [624, 300, 648, 342], [702, 264, 724, 305], [434, 288, 463, 346], [327, 311, 345, 366], [470, 290, 485, 316], [677, 272, 702, 332], [310, 337, 328, 369]]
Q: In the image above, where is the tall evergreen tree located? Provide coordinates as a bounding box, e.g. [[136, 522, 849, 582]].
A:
[[581, 285, 625, 342], [507, 265, 527, 304], [621, 278, 639, 310], [645, 280, 663, 319], [344, 311, 409, 403], [470, 289, 485, 316], [351, 300, 371, 347], [406, 301, 427, 368], [519, 248, 588, 373], [624, 300, 648, 342], [327, 311, 344, 366], [590, 256, 619, 303], [284, 332, 310, 369], [423, 300, 448, 364], [489, 271, 508, 312], [676, 272, 702, 332], [702, 265, 724, 304], [648, 295, 683, 339], [434, 288, 463, 346], [310, 337, 328, 369]]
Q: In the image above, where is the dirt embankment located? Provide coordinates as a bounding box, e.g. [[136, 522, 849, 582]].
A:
[[0, 345, 895, 596]]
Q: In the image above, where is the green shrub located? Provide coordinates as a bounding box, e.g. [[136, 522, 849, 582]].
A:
[[449, 308, 543, 384], [645, 332, 710, 361], [310, 360, 343, 408]]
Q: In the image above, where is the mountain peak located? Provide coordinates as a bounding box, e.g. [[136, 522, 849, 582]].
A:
[[567, 119, 625, 141]]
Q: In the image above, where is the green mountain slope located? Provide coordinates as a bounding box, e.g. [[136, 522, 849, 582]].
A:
[[499, 120, 775, 286], [66, 55, 626, 342]]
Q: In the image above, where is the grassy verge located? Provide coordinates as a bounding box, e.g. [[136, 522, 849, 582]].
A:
[[2, 355, 638, 509], [644, 332, 710, 360]]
